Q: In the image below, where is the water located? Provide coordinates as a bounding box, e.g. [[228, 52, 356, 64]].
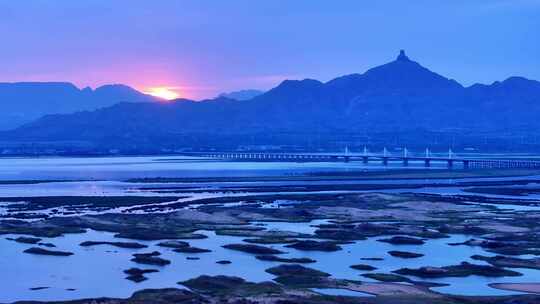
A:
[[0, 155, 450, 181], [0, 229, 275, 302], [2, 156, 540, 302], [1, 223, 538, 302]]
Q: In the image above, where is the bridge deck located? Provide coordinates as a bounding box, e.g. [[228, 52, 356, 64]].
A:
[[180, 152, 540, 169]]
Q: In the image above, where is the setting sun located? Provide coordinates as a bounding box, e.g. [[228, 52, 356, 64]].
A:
[[144, 87, 180, 100]]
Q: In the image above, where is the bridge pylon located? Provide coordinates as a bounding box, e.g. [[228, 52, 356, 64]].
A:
[[424, 148, 431, 167], [382, 147, 389, 166], [361, 146, 368, 164], [403, 147, 409, 166], [447, 148, 455, 168]]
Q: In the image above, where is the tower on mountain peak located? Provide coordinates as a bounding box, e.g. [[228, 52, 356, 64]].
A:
[[397, 49, 410, 61]]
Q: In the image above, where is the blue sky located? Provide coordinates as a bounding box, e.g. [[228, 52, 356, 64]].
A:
[[0, 0, 538, 99]]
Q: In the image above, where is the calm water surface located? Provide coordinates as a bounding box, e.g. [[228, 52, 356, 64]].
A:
[[1, 221, 538, 302], [0, 156, 451, 181]]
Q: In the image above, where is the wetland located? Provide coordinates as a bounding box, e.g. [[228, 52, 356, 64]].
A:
[[2, 156, 540, 303]]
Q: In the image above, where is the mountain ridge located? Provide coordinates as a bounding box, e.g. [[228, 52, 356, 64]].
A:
[[0, 82, 158, 130], [219, 89, 264, 101], [3, 50, 540, 152]]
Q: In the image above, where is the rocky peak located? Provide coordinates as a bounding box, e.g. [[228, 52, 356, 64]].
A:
[[396, 49, 410, 61]]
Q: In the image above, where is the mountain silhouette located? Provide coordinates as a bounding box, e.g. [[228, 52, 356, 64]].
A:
[[219, 89, 264, 100], [0, 82, 157, 130], [3, 50, 540, 152]]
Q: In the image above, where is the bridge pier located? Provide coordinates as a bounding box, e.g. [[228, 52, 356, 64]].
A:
[[186, 152, 540, 170]]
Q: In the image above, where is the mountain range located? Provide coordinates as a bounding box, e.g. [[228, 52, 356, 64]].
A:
[[218, 89, 264, 101], [0, 82, 157, 130], [3, 50, 540, 153]]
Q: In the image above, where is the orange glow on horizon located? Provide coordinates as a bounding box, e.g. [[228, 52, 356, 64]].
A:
[[144, 87, 180, 100]]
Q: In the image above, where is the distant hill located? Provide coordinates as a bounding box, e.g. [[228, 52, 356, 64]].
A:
[[0, 82, 157, 130], [219, 89, 264, 101], [3, 50, 540, 153]]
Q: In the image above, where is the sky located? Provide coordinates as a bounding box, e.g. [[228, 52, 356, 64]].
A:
[[0, 0, 539, 100]]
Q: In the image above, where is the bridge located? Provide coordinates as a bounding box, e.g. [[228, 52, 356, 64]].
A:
[[180, 148, 540, 169]]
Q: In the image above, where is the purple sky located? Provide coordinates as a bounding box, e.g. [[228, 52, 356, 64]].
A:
[[0, 0, 538, 99]]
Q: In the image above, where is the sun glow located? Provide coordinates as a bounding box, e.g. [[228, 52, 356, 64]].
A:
[[144, 87, 180, 100]]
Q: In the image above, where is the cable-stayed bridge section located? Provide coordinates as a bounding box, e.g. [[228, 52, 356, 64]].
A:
[[180, 148, 540, 169]]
